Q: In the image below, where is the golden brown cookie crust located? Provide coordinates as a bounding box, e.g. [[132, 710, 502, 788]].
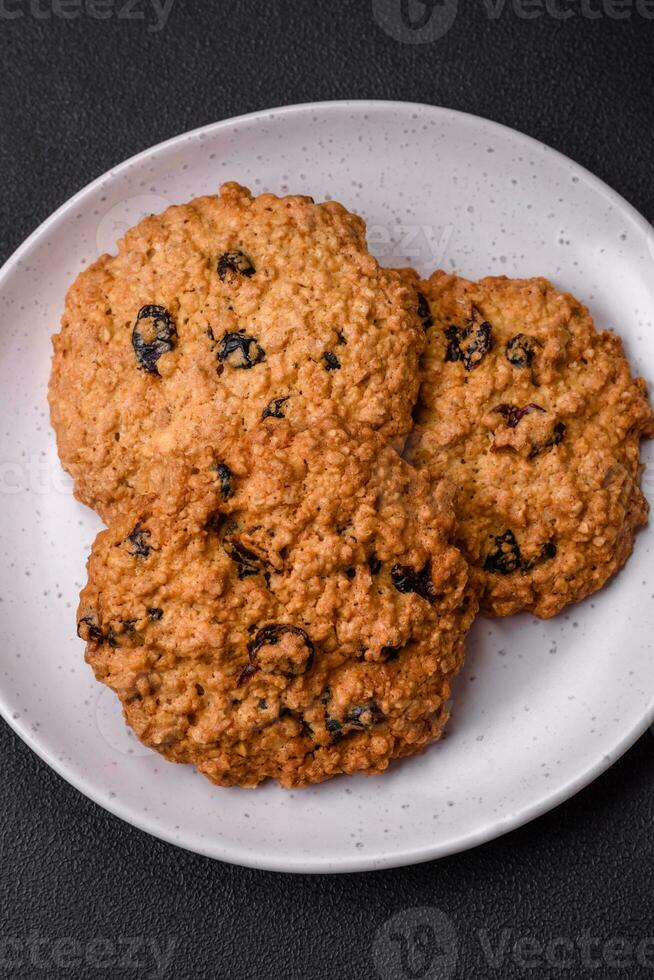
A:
[[78, 418, 478, 788], [404, 270, 654, 619], [49, 183, 424, 521]]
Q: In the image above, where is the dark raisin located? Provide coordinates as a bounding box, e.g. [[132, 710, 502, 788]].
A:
[[483, 530, 522, 575], [367, 555, 382, 576], [391, 565, 416, 594], [257, 699, 268, 710], [211, 462, 233, 499], [529, 421, 566, 458], [122, 619, 137, 634], [345, 567, 356, 580], [204, 512, 225, 535], [417, 291, 433, 329], [132, 305, 177, 375], [444, 325, 463, 363], [224, 538, 264, 580], [415, 564, 439, 603], [463, 321, 492, 370], [237, 663, 258, 686], [77, 615, 103, 643], [326, 717, 342, 734], [147, 608, 163, 621], [493, 402, 545, 428], [506, 333, 540, 368], [484, 532, 556, 576], [217, 332, 266, 370], [553, 420, 567, 445], [107, 627, 119, 649], [336, 331, 347, 346], [320, 688, 332, 705], [262, 396, 289, 420], [126, 523, 151, 559], [391, 562, 438, 603], [522, 541, 557, 572], [217, 251, 255, 280], [444, 320, 493, 370], [344, 700, 386, 728], [248, 624, 314, 676], [323, 351, 341, 371], [195, 684, 205, 697]]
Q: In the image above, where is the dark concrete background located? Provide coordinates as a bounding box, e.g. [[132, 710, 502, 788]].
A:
[[1, 2, 653, 977]]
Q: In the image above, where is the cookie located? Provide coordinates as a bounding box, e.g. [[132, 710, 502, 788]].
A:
[[403, 270, 654, 618], [49, 183, 424, 521], [78, 418, 477, 788]]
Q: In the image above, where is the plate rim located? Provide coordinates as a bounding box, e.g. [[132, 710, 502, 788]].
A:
[[1, 99, 652, 874]]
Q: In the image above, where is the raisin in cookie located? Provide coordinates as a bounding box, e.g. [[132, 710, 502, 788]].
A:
[[78, 418, 477, 788], [403, 270, 654, 619], [49, 183, 424, 521]]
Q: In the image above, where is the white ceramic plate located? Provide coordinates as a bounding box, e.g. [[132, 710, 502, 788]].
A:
[[1, 101, 653, 874]]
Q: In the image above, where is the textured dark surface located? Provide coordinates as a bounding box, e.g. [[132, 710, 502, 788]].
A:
[[1, 2, 654, 977]]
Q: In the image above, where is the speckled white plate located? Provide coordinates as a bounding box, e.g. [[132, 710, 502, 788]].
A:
[[1, 101, 653, 873]]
